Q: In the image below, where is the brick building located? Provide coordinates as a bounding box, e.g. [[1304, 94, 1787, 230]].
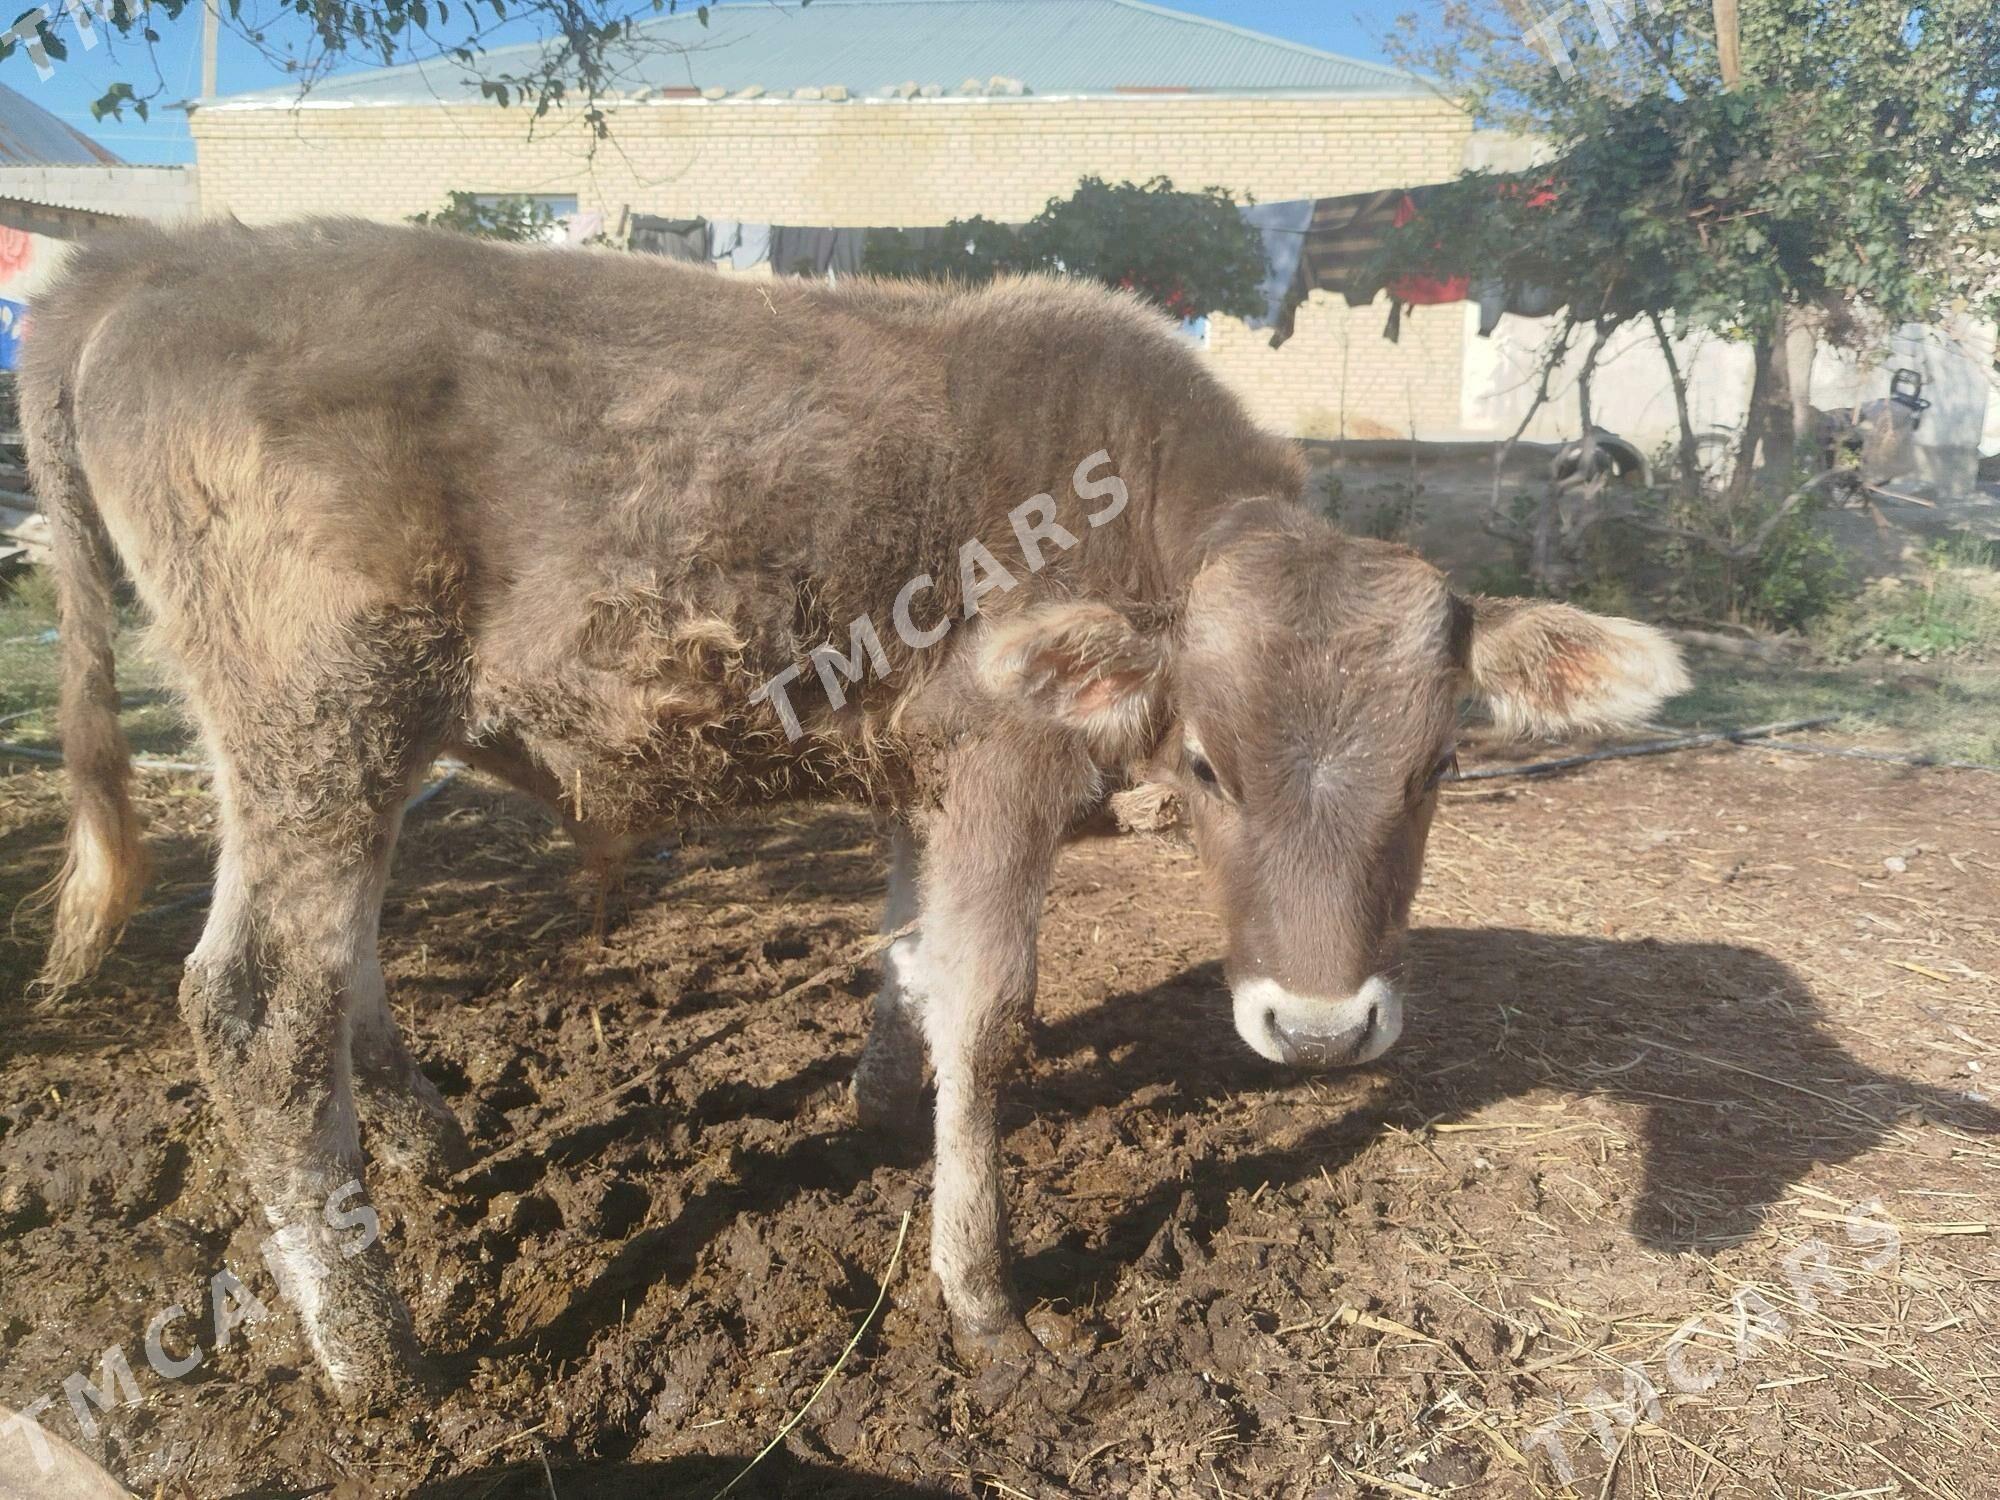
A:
[[190, 0, 1475, 438]]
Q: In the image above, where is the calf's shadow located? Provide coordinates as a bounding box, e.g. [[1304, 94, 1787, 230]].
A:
[[1013, 924, 1999, 1300], [512, 923, 1996, 1374]]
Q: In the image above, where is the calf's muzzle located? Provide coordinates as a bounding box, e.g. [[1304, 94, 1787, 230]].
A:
[[1231, 974, 1403, 1069]]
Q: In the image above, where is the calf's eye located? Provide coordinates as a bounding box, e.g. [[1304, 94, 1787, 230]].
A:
[[1189, 753, 1219, 788]]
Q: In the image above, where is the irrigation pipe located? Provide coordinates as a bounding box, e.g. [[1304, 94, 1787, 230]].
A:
[[1446, 717, 1838, 783]]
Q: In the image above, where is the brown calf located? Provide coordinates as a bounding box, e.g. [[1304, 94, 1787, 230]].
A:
[[24, 219, 1686, 1399]]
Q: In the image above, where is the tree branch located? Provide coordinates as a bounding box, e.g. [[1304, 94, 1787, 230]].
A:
[[1624, 468, 1858, 560]]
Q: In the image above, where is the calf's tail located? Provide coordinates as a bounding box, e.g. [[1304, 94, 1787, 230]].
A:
[[22, 370, 147, 993]]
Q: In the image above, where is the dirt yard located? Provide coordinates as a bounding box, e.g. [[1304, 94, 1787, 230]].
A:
[[1, 740, 1995, 1499]]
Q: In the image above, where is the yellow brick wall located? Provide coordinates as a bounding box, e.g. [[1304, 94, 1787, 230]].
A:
[[1208, 295, 1466, 440], [191, 94, 1472, 437]]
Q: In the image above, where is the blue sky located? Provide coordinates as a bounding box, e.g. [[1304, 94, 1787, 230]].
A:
[[8, 1, 1401, 165]]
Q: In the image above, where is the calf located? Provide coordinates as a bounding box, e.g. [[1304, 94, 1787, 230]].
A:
[[24, 219, 1686, 1400]]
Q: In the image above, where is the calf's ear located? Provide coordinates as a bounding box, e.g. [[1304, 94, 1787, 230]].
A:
[[1462, 597, 1689, 740], [977, 601, 1166, 758]]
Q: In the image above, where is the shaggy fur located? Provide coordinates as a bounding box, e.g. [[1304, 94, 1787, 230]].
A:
[[23, 218, 1686, 1396]]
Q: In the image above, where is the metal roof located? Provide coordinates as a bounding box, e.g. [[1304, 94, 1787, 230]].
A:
[[205, 0, 1430, 109], [0, 81, 122, 165], [0, 195, 128, 236]]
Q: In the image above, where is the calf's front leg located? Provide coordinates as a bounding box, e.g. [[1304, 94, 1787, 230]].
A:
[[896, 738, 1085, 1348], [351, 936, 469, 1181], [851, 823, 928, 1134]]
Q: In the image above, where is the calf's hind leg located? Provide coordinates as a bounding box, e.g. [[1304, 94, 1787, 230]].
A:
[[180, 744, 435, 1403]]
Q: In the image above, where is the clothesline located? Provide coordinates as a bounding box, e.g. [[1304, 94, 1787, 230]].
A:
[[1252, 185, 1560, 348], [604, 185, 1558, 346], [612, 214, 971, 279]]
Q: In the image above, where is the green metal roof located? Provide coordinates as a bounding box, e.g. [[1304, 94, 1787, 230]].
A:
[[206, 0, 1430, 109]]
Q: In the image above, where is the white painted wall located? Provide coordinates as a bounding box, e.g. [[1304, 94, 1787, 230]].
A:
[[1460, 306, 1754, 456]]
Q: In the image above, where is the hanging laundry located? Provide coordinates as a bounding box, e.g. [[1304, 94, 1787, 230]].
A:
[[707, 218, 744, 261], [1266, 189, 1409, 347], [1266, 186, 1482, 346], [564, 209, 606, 246], [770, 225, 869, 278], [0, 298, 24, 372], [710, 220, 771, 271], [1475, 177, 1564, 333], [1384, 192, 1470, 307], [705, 219, 775, 270], [628, 215, 709, 262], [829, 228, 867, 276], [769, 225, 822, 276], [1474, 277, 1565, 336], [1238, 199, 1314, 331], [731, 223, 772, 270]]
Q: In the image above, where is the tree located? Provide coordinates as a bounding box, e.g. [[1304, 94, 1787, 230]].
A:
[[864, 175, 1268, 322], [1382, 0, 2000, 584], [409, 191, 558, 241], [1397, 0, 2000, 401]]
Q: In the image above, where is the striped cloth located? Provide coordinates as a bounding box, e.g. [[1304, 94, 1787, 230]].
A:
[[1270, 185, 1467, 347]]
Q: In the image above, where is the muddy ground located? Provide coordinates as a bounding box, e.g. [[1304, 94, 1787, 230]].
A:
[[1, 742, 1996, 1499]]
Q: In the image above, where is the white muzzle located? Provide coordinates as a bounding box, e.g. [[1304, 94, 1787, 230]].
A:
[[1231, 974, 1403, 1067]]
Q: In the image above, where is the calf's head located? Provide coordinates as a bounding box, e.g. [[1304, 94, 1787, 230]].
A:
[[981, 500, 1688, 1070]]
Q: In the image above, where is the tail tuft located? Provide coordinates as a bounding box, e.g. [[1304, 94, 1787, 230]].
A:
[[35, 745, 148, 996]]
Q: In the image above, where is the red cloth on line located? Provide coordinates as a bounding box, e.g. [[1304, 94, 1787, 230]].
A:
[[1385, 192, 1470, 306]]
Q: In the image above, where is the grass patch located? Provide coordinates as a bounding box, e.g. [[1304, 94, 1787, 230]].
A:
[[0, 575, 189, 759], [1658, 646, 2000, 766], [1817, 541, 2000, 664]]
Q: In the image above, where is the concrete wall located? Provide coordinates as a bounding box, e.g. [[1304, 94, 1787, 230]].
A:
[[190, 92, 1474, 438], [1809, 319, 1999, 491], [0, 165, 198, 221]]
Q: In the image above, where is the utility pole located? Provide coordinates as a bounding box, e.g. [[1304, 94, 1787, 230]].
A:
[[201, 0, 219, 100], [1713, 0, 1742, 87]]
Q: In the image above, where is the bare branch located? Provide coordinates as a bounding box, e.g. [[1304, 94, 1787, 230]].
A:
[[1623, 468, 1859, 561]]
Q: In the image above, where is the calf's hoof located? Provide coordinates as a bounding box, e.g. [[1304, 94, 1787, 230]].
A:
[[360, 1079, 471, 1183], [326, 1342, 443, 1412], [360, 1096, 468, 1184], [266, 1229, 436, 1407], [954, 1307, 1095, 1363], [951, 1314, 1043, 1367], [310, 1294, 440, 1410]]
